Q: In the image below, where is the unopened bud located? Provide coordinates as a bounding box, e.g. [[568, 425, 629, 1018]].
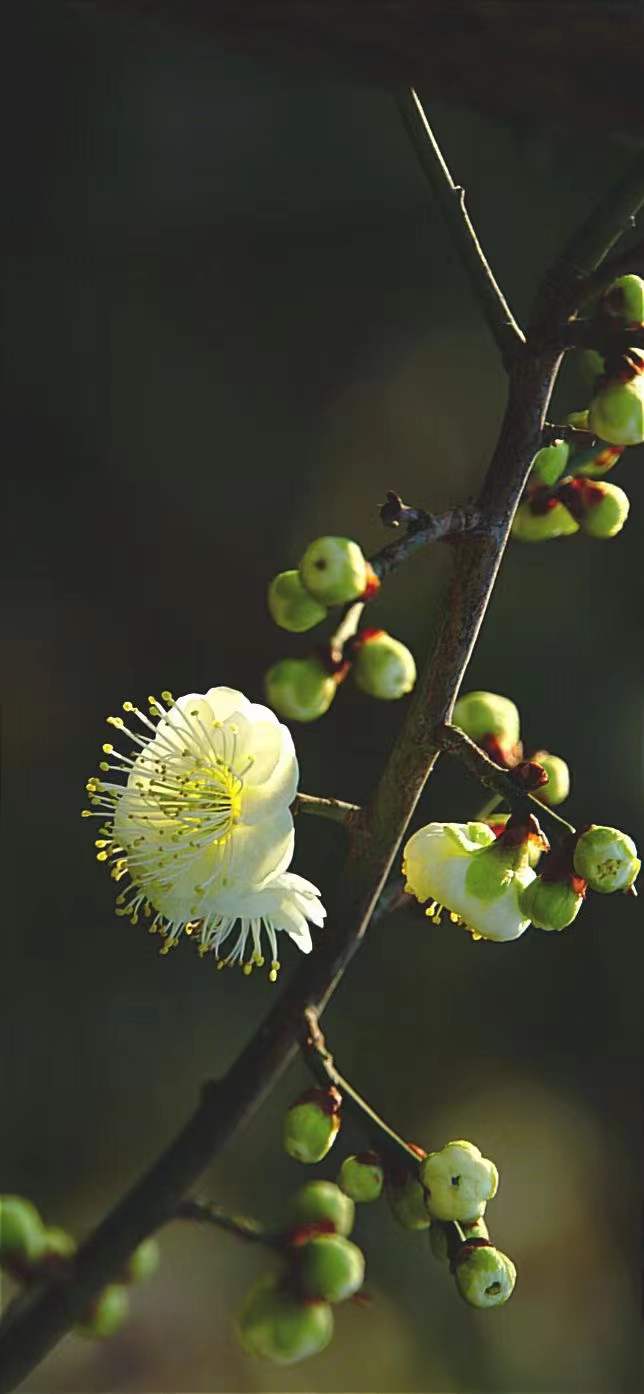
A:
[[352, 630, 416, 700], [512, 498, 578, 542], [420, 1141, 498, 1223], [430, 1215, 489, 1264], [124, 1237, 160, 1284], [283, 1088, 342, 1164], [299, 537, 374, 606], [573, 825, 640, 894], [520, 874, 584, 931], [77, 1284, 129, 1339], [268, 571, 327, 633], [531, 751, 570, 807], [387, 1172, 431, 1231], [589, 377, 644, 445], [453, 1244, 516, 1308], [452, 691, 520, 749], [297, 1233, 365, 1303], [0, 1196, 45, 1270], [265, 658, 336, 723], [577, 480, 630, 538], [288, 1182, 354, 1237], [237, 1275, 334, 1365], [530, 441, 570, 487], [602, 274, 644, 326], [337, 1153, 384, 1203]]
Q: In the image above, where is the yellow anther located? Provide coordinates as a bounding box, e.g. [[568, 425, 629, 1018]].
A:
[[81, 809, 92, 818], [95, 839, 108, 848], [102, 743, 114, 755], [268, 968, 278, 983], [99, 762, 109, 772], [107, 716, 124, 728], [96, 851, 108, 862], [161, 690, 173, 702], [449, 912, 460, 923], [122, 701, 134, 712], [242, 962, 253, 977], [217, 960, 226, 971], [470, 931, 482, 942]]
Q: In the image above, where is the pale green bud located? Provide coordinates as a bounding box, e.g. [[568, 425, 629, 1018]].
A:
[[124, 1237, 160, 1284], [420, 1141, 498, 1223], [531, 752, 570, 807], [566, 410, 590, 431], [297, 1234, 365, 1303], [288, 1182, 355, 1237], [573, 825, 640, 893], [603, 274, 644, 325], [299, 536, 370, 606], [387, 1174, 431, 1230], [519, 876, 584, 931], [454, 1244, 516, 1308], [589, 377, 644, 446], [578, 481, 630, 538], [43, 1227, 77, 1262], [511, 499, 578, 542], [237, 1275, 333, 1365], [530, 441, 570, 487], [452, 691, 520, 747], [283, 1089, 342, 1164], [0, 1196, 45, 1268], [267, 570, 327, 633], [337, 1153, 384, 1203], [429, 1215, 489, 1264], [265, 658, 336, 723], [77, 1284, 129, 1339], [352, 631, 416, 700]]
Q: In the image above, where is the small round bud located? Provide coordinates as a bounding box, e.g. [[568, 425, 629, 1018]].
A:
[[352, 631, 416, 700], [237, 1275, 333, 1365], [267, 571, 327, 633], [454, 1244, 516, 1308], [42, 1227, 77, 1263], [531, 752, 570, 807], [566, 409, 590, 431], [124, 1237, 160, 1284], [589, 377, 644, 445], [297, 1234, 365, 1303], [530, 441, 570, 487], [603, 274, 644, 325], [283, 1088, 342, 1164], [0, 1196, 45, 1269], [573, 825, 640, 894], [453, 691, 520, 748], [386, 1174, 431, 1231], [519, 875, 584, 931], [430, 1215, 489, 1264], [577, 480, 630, 538], [337, 1153, 384, 1203], [265, 658, 336, 723], [420, 1141, 498, 1223], [299, 537, 370, 606], [511, 499, 578, 542], [288, 1182, 355, 1237], [571, 442, 623, 478], [77, 1284, 130, 1339]]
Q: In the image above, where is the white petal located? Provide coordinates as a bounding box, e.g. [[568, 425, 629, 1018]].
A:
[[241, 737, 299, 823], [204, 687, 252, 722]]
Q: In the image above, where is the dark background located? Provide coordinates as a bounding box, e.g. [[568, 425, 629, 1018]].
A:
[[3, 5, 643, 1391]]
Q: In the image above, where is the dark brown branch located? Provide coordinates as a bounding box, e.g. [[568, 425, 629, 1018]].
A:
[[175, 1199, 276, 1246], [293, 792, 360, 824], [436, 724, 575, 838], [542, 421, 597, 446], [371, 503, 483, 580], [560, 322, 644, 352], [575, 238, 644, 307]]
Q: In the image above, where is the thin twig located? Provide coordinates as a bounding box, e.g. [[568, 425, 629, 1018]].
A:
[[437, 725, 575, 837], [293, 792, 360, 824], [175, 1199, 277, 1246], [370, 505, 483, 579], [575, 237, 644, 308]]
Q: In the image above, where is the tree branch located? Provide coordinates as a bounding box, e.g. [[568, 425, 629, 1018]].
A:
[[175, 1198, 276, 1246], [436, 724, 575, 838], [559, 322, 644, 352], [293, 792, 360, 824], [2, 88, 643, 1394], [371, 503, 483, 580]]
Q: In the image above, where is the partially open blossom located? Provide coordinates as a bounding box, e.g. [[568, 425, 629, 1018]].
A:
[[403, 819, 545, 942], [573, 825, 640, 893], [83, 687, 325, 978], [420, 1141, 498, 1223]]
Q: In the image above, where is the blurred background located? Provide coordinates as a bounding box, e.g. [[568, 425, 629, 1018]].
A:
[[3, 4, 643, 1391]]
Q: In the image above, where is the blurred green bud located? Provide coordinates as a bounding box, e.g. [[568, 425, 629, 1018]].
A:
[[429, 1215, 489, 1264], [0, 1196, 45, 1269], [576, 350, 605, 391], [387, 1173, 431, 1231], [124, 1237, 160, 1284], [297, 1234, 365, 1303], [573, 825, 640, 894], [570, 442, 623, 478], [511, 499, 578, 542], [454, 1244, 516, 1309], [566, 409, 590, 431], [452, 691, 520, 748], [237, 1274, 333, 1365], [519, 875, 584, 931], [577, 480, 630, 537], [352, 630, 416, 700], [420, 1141, 498, 1223], [43, 1227, 77, 1262], [589, 377, 644, 445], [283, 1088, 342, 1164], [267, 571, 327, 633], [530, 441, 570, 487], [265, 658, 336, 723], [531, 752, 570, 807], [603, 274, 644, 325], [298, 537, 372, 606], [77, 1284, 130, 1339], [337, 1152, 384, 1203], [288, 1182, 355, 1237]]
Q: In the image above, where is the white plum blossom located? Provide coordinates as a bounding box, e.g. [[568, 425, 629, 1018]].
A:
[[402, 820, 538, 943], [84, 687, 325, 978]]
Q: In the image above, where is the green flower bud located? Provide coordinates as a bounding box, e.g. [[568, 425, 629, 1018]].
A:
[[578, 480, 630, 538], [297, 1234, 365, 1303], [603, 274, 644, 325], [420, 1141, 498, 1223], [530, 441, 570, 487], [352, 631, 416, 700], [429, 1215, 489, 1264], [511, 499, 578, 542], [386, 1173, 431, 1230], [452, 691, 520, 748], [77, 1284, 129, 1339], [566, 409, 590, 431], [267, 571, 327, 633], [0, 1196, 45, 1268], [570, 442, 623, 478], [519, 875, 584, 931], [265, 658, 336, 723], [237, 1274, 333, 1365], [454, 1244, 516, 1309], [573, 825, 640, 894], [337, 1152, 384, 1203], [124, 1237, 160, 1284], [43, 1227, 77, 1262], [589, 377, 644, 446], [299, 537, 371, 606], [288, 1182, 355, 1237], [283, 1088, 342, 1164], [531, 752, 570, 807]]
